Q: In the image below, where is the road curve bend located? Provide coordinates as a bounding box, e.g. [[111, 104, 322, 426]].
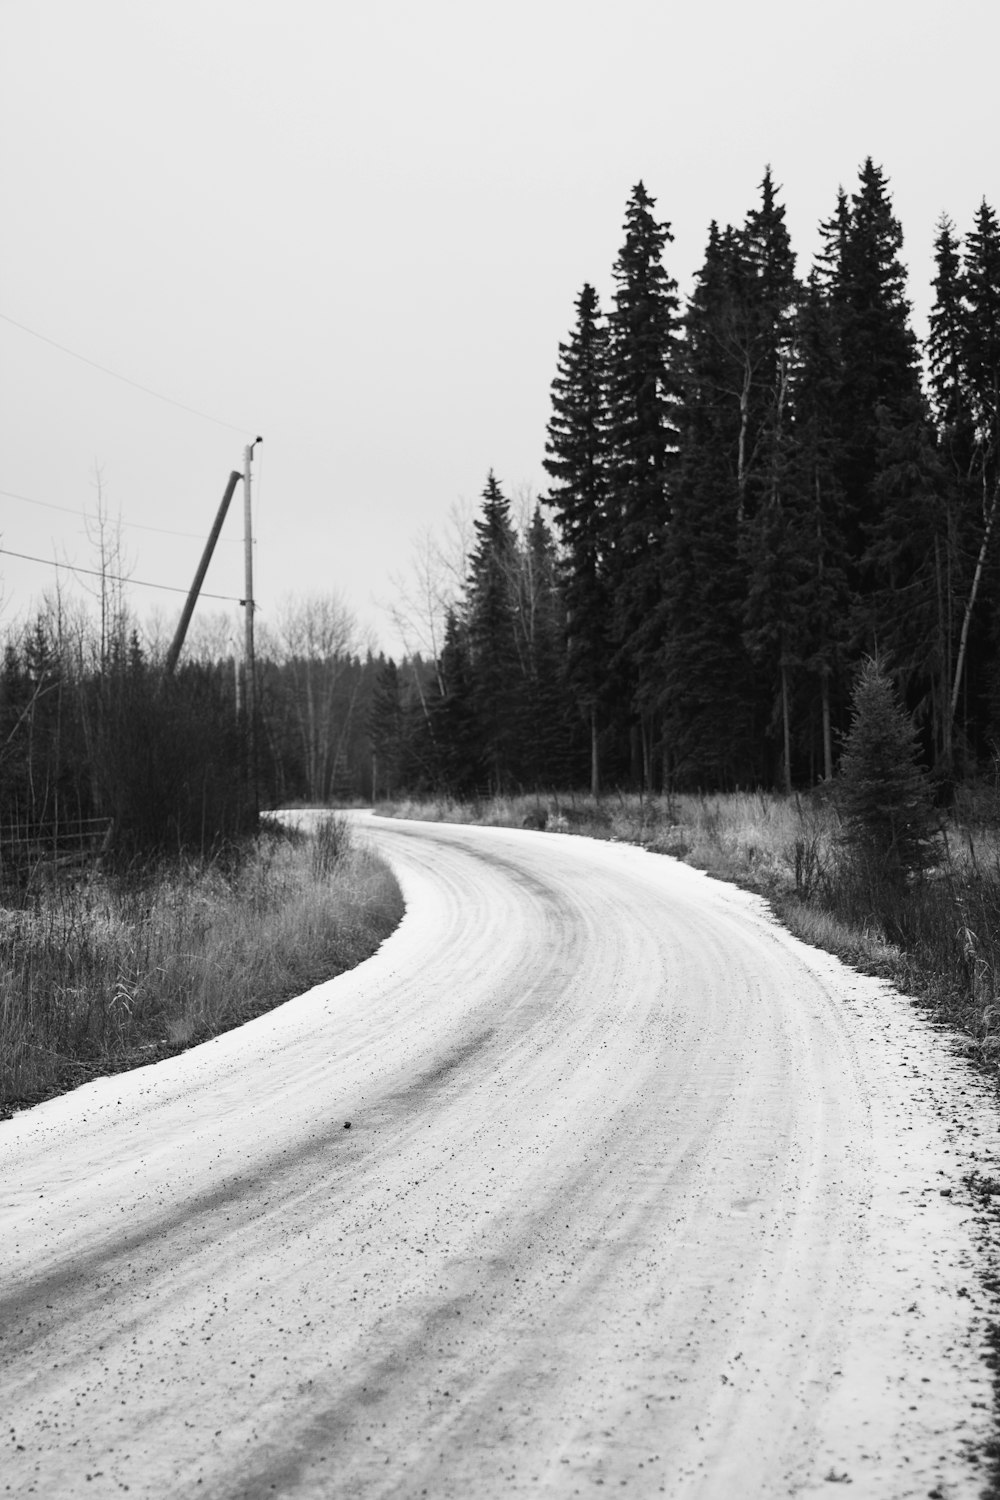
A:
[[2, 814, 999, 1498]]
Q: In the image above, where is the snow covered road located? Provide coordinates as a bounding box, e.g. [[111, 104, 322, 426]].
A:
[[2, 814, 999, 1498]]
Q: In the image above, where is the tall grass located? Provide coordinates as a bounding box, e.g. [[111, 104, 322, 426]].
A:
[[0, 815, 403, 1115], [381, 788, 1000, 1060]]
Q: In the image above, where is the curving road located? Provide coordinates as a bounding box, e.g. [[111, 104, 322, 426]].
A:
[[2, 814, 999, 1498]]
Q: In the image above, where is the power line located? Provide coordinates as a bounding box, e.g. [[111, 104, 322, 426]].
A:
[[0, 546, 242, 603], [0, 486, 241, 542], [0, 310, 255, 435]]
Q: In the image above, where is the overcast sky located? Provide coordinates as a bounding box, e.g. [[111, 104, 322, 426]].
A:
[[2, 0, 997, 661]]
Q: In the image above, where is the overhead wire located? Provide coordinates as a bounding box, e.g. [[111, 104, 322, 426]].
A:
[[0, 547, 242, 603], [0, 486, 242, 542], [0, 310, 256, 435], [0, 310, 258, 608]]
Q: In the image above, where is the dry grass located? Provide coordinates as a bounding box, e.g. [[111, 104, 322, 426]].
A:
[[0, 815, 403, 1115], [384, 789, 838, 895]]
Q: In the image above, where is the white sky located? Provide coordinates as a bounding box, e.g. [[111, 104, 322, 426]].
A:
[[2, 0, 997, 660]]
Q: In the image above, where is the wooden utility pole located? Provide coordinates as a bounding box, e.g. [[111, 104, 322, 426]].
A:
[[164, 469, 242, 675], [243, 438, 263, 803]]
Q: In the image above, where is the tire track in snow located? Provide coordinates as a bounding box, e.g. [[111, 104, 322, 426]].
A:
[[1, 814, 998, 1497]]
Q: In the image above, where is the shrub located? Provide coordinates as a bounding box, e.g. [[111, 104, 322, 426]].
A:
[[310, 813, 351, 877]]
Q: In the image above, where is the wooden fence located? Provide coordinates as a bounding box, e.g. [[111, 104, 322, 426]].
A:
[[0, 817, 113, 887]]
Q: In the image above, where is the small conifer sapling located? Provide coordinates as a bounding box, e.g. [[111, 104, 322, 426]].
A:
[[837, 657, 939, 885]]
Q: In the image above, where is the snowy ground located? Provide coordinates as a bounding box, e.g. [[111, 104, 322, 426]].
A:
[[2, 813, 999, 1498]]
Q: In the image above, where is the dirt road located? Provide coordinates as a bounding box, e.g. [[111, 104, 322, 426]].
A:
[[3, 815, 998, 1497]]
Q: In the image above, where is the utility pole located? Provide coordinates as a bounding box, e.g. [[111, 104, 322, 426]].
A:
[[243, 438, 263, 809], [164, 469, 242, 675]]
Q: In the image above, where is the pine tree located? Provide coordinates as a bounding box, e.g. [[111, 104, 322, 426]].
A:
[[815, 187, 850, 293], [661, 176, 799, 789], [922, 201, 1000, 767], [544, 282, 611, 791], [431, 610, 482, 795], [516, 507, 573, 786], [927, 216, 970, 446], [465, 471, 523, 791], [954, 201, 1000, 756], [818, 160, 924, 595], [20, 614, 67, 825], [926, 216, 972, 764], [604, 182, 681, 780], [857, 194, 1000, 777], [0, 641, 33, 824], [733, 167, 799, 523], [785, 272, 852, 780], [837, 657, 939, 885], [734, 170, 801, 786], [964, 200, 1000, 454], [865, 395, 952, 765], [742, 400, 811, 793], [660, 223, 755, 787], [368, 658, 404, 801]]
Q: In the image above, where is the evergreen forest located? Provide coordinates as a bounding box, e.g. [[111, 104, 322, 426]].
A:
[[383, 161, 1000, 798]]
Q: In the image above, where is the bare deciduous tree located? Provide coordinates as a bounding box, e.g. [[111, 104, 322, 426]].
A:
[[382, 499, 474, 701], [259, 593, 362, 803]]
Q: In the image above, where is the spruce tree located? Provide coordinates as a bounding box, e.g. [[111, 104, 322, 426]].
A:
[[791, 274, 851, 780], [837, 657, 938, 885], [923, 216, 972, 771], [963, 200, 1000, 454], [1, 640, 33, 823], [516, 507, 574, 786], [955, 200, 1000, 755], [922, 200, 1000, 767], [544, 282, 612, 791], [815, 187, 850, 293], [21, 615, 67, 824], [927, 216, 970, 447], [368, 658, 404, 801], [818, 160, 924, 595], [734, 170, 801, 785], [734, 167, 799, 523], [604, 182, 681, 780], [859, 197, 1000, 778], [660, 223, 756, 787], [865, 395, 952, 764], [742, 385, 813, 794], [465, 471, 523, 791], [661, 175, 799, 789], [431, 609, 482, 796]]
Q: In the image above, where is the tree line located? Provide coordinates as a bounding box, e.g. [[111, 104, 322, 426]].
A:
[[4, 158, 996, 839], [380, 160, 1000, 796], [0, 593, 418, 863]]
